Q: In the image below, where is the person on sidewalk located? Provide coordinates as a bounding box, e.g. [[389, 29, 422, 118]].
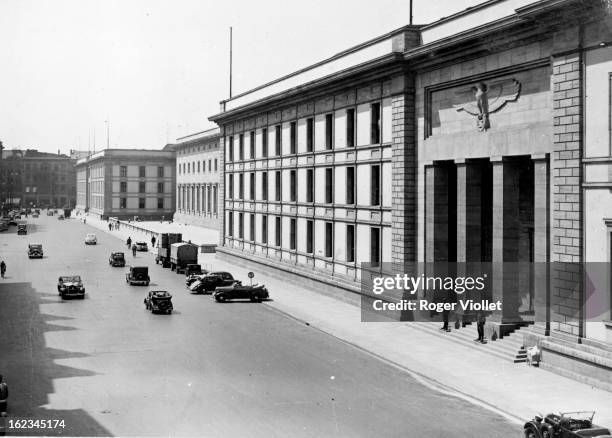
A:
[[108, 223, 112, 231], [0, 261, 6, 279], [475, 313, 486, 343], [151, 235, 156, 248], [132, 244, 137, 257], [0, 375, 8, 416], [126, 237, 132, 249]]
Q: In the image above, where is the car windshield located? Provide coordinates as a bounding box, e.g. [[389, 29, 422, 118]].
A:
[[30, 244, 42, 249], [87, 234, 96, 238], [152, 291, 170, 298], [113, 253, 124, 259], [136, 242, 146, 245], [61, 276, 81, 282]]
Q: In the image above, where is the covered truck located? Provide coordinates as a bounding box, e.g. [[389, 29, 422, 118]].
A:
[[170, 242, 198, 274], [155, 233, 182, 267]]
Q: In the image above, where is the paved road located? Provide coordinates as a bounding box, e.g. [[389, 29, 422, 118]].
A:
[[0, 214, 519, 437]]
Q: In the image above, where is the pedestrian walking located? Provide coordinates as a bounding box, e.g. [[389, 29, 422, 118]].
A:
[[475, 313, 486, 343], [108, 223, 112, 231], [132, 244, 137, 257], [151, 235, 156, 248], [0, 375, 8, 416], [0, 261, 6, 279], [126, 237, 132, 249]]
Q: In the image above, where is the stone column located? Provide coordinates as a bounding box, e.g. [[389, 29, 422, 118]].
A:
[[533, 154, 550, 335], [425, 163, 450, 262], [456, 160, 483, 262]]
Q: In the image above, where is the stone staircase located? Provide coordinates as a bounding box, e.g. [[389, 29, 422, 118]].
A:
[[410, 321, 528, 363]]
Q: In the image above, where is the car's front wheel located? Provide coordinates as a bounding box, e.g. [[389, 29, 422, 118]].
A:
[[251, 294, 261, 303], [523, 426, 538, 438], [215, 294, 226, 303]]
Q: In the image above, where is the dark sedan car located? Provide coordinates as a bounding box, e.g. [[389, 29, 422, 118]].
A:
[[109, 252, 126, 267], [126, 266, 150, 286], [28, 243, 44, 258], [144, 290, 173, 314], [57, 275, 85, 299], [17, 224, 27, 235], [188, 271, 235, 293], [524, 412, 612, 438], [213, 282, 269, 302]]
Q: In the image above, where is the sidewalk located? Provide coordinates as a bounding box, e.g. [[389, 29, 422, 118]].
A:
[[81, 214, 612, 428]]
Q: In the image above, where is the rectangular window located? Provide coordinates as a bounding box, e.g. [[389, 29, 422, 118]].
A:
[[197, 161, 201, 173], [346, 166, 355, 205], [290, 122, 297, 154], [157, 182, 164, 193], [290, 170, 296, 202], [250, 213, 255, 241], [262, 128, 268, 157], [158, 166, 164, 177], [139, 198, 145, 209], [275, 171, 281, 202], [325, 168, 333, 203], [290, 218, 296, 250], [306, 118, 314, 152], [139, 182, 146, 193], [238, 213, 244, 239], [262, 215, 268, 244], [371, 102, 381, 144], [208, 160, 211, 171], [120, 198, 127, 209], [229, 174, 234, 198], [371, 165, 380, 206], [157, 198, 164, 209], [120, 166, 127, 177], [370, 227, 381, 267], [275, 217, 281, 246], [325, 113, 333, 150], [275, 125, 282, 156], [214, 159, 218, 171], [250, 131, 255, 159], [139, 166, 146, 178], [120, 181, 127, 193], [347, 108, 355, 147], [262, 172, 268, 201], [188, 163, 191, 173], [228, 212, 234, 237], [306, 169, 314, 202], [306, 220, 313, 254], [347, 225, 355, 262], [325, 222, 333, 257], [239, 173, 244, 199], [229, 136, 234, 161], [250, 173, 255, 200], [239, 134, 244, 160]]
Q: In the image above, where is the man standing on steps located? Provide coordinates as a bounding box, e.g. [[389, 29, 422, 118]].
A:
[[0, 375, 8, 416], [475, 313, 486, 343]]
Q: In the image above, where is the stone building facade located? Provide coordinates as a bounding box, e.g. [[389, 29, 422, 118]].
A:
[[210, 0, 612, 388], [174, 128, 221, 229], [74, 149, 176, 220]]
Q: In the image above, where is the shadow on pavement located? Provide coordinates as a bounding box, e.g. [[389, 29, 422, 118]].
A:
[[0, 282, 113, 436]]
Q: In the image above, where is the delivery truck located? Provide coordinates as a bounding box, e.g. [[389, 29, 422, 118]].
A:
[[170, 242, 198, 274], [155, 233, 182, 267]]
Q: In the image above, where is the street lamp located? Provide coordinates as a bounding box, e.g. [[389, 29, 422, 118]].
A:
[[105, 119, 110, 149]]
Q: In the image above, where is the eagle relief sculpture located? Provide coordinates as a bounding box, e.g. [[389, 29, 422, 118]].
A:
[[453, 78, 521, 131]]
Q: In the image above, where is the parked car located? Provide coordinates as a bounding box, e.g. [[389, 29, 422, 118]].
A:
[[126, 266, 150, 286], [28, 243, 43, 258], [524, 412, 612, 438], [135, 241, 148, 251], [58, 214, 64, 220], [84, 233, 97, 245], [0, 220, 8, 231], [144, 290, 173, 314], [185, 270, 212, 287], [188, 271, 236, 293], [57, 275, 85, 299], [47, 210, 54, 216], [109, 252, 125, 267], [32, 212, 39, 218], [184, 264, 202, 277], [213, 282, 269, 302], [17, 224, 27, 235]]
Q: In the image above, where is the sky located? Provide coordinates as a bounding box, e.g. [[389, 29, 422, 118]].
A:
[[0, 0, 482, 155]]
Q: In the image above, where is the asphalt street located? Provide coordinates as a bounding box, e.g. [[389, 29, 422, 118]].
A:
[[0, 214, 518, 437]]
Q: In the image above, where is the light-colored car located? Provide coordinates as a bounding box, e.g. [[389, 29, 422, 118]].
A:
[[85, 233, 97, 245], [135, 241, 148, 251]]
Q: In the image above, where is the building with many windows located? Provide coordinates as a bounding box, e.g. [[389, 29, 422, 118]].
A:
[[210, 0, 612, 388], [74, 149, 176, 220], [174, 128, 221, 228]]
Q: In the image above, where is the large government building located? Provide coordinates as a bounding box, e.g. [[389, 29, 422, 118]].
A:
[[210, 0, 612, 388], [174, 128, 221, 228], [75, 149, 176, 220]]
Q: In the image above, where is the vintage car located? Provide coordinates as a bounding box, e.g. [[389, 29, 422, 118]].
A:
[[108, 252, 125, 267], [126, 266, 150, 286], [144, 290, 173, 314], [28, 243, 43, 258], [213, 282, 269, 302], [32, 212, 39, 218], [58, 214, 64, 220], [0, 220, 8, 231], [47, 210, 54, 216], [85, 233, 97, 245], [135, 241, 148, 251], [524, 412, 612, 438], [57, 275, 85, 299], [17, 224, 27, 235], [188, 271, 236, 293], [184, 264, 202, 277]]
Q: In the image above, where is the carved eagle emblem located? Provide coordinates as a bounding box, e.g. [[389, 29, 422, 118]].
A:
[[453, 78, 521, 131]]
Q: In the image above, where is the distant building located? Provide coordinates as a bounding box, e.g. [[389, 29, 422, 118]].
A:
[[0, 148, 76, 209], [74, 149, 176, 220], [174, 128, 221, 229]]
